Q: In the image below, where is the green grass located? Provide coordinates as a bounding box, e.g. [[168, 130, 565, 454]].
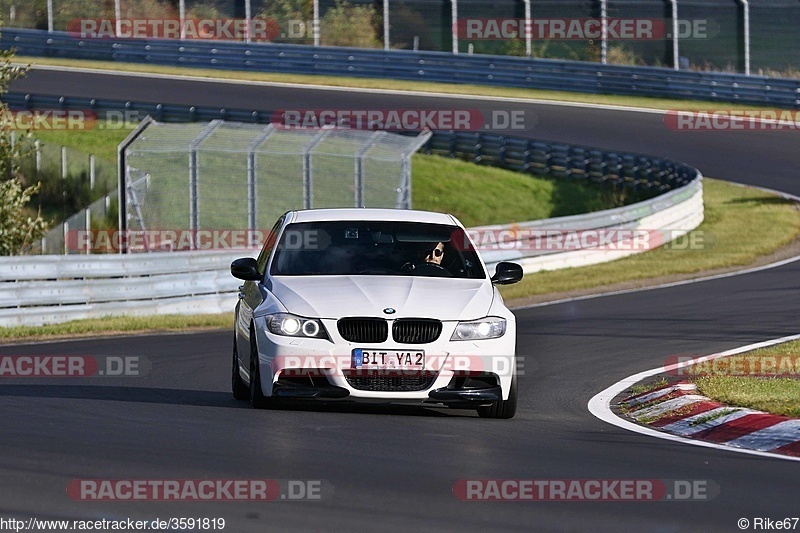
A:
[[692, 340, 800, 418], [30, 127, 133, 162], [412, 154, 621, 227], [15, 56, 779, 112], [627, 377, 669, 397], [0, 314, 232, 343], [500, 179, 800, 300]]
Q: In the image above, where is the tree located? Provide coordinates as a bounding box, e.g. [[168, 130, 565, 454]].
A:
[[0, 29, 48, 255], [320, 1, 380, 48]]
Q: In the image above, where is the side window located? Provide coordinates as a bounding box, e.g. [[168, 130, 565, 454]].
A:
[[256, 217, 284, 274]]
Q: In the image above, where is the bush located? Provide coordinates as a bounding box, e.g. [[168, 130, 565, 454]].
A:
[[320, 1, 380, 48]]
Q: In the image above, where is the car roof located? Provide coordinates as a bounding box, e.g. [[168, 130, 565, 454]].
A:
[[288, 208, 460, 226]]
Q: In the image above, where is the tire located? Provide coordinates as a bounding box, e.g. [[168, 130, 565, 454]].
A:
[[477, 374, 517, 419], [231, 335, 249, 401], [249, 331, 272, 409]]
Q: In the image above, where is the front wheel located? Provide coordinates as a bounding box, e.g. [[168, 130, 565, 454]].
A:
[[232, 336, 249, 400], [477, 374, 517, 419]]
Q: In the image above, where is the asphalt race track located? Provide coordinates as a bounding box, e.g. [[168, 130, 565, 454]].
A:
[[2, 68, 800, 531]]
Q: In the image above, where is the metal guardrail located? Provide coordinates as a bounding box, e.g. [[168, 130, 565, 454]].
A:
[[0, 93, 703, 327], [3, 28, 799, 108]]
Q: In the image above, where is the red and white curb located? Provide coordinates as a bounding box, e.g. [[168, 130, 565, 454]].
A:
[[622, 381, 800, 457], [588, 333, 800, 462]]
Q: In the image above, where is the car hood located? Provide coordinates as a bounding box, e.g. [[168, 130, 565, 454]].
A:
[[268, 275, 494, 321]]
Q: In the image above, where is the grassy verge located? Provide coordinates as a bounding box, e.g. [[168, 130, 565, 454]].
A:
[[499, 178, 800, 300], [30, 127, 133, 162], [690, 340, 800, 418], [412, 155, 625, 227], [15, 56, 777, 112], [0, 314, 232, 344]]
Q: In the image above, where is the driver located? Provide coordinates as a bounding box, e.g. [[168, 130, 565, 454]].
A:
[[425, 242, 445, 265]]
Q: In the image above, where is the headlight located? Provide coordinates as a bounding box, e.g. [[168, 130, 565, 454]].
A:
[[266, 313, 329, 339], [450, 317, 506, 341]]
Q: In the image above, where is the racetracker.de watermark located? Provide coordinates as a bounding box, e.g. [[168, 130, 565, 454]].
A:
[[453, 479, 719, 501], [665, 110, 800, 131], [455, 18, 713, 40], [68, 18, 281, 41], [0, 355, 149, 378], [665, 355, 800, 377], [67, 228, 708, 253], [274, 354, 524, 377], [1, 109, 144, 130], [465, 228, 707, 252], [67, 479, 330, 501], [271, 109, 532, 131]]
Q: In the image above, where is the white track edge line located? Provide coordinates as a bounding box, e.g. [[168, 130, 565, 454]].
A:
[[588, 333, 800, 462]]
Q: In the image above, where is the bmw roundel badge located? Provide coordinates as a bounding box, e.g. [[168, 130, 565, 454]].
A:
[[383, 308, 396, 315]]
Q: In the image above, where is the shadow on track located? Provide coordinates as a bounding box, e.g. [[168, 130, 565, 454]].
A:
[[0, 384, 476, 417]]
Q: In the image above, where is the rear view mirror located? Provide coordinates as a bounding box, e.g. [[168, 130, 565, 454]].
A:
[[231, 257, 261, 281], [491, 262, 523, 285]]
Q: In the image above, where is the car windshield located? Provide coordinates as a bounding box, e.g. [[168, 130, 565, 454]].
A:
[[270, 221, 485, 279]]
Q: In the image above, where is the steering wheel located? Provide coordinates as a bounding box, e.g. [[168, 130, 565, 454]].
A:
[[402, 261, 452, 276]]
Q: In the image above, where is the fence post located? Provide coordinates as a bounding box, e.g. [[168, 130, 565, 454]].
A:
[[188, 121, 222, 246], [523, 0, 531, 58], [313, 0, 320, 46], [246, 125, 275, 245], [89, 154, 96, 189], [303, 129, 331, 209], [35, 140, 41, 173], [85, 209, 91, 254], [670, 0, 679, 70], [738, 0, 751, 75], [63, 221, 68, 255], [600, 0, 608, 64], [354, 131, 385, 208], [47, 0, 53, 32], [115, 0, 122, 37], [450, 0, 458, 54], [244, 0, 252, 43], [179, 0, 186, 40], [383, 0, 390, 50], [61, 146, 67, 179]]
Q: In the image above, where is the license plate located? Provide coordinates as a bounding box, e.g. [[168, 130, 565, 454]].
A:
[[352, 349, 425, 370]]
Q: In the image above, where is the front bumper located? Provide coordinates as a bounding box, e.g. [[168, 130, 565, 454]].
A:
[[253, 316, 516, 404]]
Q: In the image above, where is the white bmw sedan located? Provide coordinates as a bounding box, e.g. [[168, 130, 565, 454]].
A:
[[230, 208, 523, 418]]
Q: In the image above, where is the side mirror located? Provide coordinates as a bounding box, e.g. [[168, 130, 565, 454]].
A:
[[491, 261, 523, 285], [231, 257, 261, 281]]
